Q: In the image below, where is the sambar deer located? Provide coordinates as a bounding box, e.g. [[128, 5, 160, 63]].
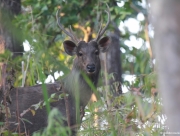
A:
[[6, 4, 111, 136]]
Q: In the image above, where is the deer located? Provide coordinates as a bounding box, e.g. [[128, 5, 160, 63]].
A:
[[5, 4, 111, 136]]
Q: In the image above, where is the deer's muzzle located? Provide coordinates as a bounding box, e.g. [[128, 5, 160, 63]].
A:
[[86, 64, 96, 73]]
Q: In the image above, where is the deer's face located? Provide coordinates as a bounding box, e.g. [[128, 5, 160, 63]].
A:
[[75, 41, 100, 74], [63, 36, 110, 75]]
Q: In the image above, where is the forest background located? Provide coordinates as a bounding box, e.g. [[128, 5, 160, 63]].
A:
[[0, 0, 173, 135]]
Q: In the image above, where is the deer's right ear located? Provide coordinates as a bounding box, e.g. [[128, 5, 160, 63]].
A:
[[63, 40, 77, 56], [98, 36, 111, 52]]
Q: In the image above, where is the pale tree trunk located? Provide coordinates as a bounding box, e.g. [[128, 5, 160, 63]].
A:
[[151, 0, 180, 132]]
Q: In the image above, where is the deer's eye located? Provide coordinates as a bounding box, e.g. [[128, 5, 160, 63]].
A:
[[95, 50, 99, 55], [78, 51, 83, 56]]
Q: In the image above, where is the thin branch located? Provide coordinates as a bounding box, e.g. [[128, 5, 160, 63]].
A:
[[15, 88, 21, 135], [22, 52, 30, 87]]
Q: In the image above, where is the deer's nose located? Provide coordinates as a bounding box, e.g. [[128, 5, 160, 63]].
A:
[[86, 64, 95, 73]]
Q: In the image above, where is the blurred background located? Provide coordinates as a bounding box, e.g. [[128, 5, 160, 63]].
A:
[[0, 0, 165, 135]]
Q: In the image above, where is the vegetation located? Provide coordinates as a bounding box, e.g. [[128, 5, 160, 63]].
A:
[[0, 0, 165, 135]]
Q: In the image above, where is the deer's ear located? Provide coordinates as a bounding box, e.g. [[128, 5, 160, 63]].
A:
[[98, 36, 111, 52], [63, 40, 77, 56]]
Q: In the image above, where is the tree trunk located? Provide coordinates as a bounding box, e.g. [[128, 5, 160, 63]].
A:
[[0, 1, 23, 90], [0, 0, 23, 124], [100, 24, 122, 93], [0, 0, 23, 56], [151, 0, 180, 132]]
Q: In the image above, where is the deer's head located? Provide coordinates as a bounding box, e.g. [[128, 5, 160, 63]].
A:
[[56, 3, 111, 75]]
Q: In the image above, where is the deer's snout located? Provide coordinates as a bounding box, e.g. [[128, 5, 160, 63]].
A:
[[86, 64, 96, 73]]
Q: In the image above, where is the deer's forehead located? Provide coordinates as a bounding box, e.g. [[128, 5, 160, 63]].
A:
[[77, 41, 98, 52]]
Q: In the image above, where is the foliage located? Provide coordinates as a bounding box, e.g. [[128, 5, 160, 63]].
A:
[[33, 108, 71, 136], [77, 90, 164, 136], [1, 0, 165, 135]]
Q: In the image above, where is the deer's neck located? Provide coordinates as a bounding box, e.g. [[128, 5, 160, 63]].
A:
[[63, 66, 100, 107]]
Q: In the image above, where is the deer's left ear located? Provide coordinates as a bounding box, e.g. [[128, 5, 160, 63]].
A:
[[98, 36, 111, 52]]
